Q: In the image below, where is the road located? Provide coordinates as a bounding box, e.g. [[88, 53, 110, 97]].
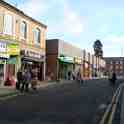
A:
[[0, 79, 123, 124]]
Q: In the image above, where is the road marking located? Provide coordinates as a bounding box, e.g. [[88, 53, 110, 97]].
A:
[[99, 83, 124, 124]]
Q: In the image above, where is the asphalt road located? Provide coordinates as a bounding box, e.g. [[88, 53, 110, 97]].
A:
[[0, 79, 123, 124]]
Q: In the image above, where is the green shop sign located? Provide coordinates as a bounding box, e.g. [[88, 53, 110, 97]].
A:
[[6, 57, 17, 64], [58, 56, 74, 63]]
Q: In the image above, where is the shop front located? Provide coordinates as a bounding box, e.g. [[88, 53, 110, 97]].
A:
[[0, 42, 9, 85], [83, 61, 90, 79], [58, 55, 74, 79], [5, 43, 20, 86], [74, 57, 82, 71], [21, 49, 45, 81], [0, 41, 20, 86]]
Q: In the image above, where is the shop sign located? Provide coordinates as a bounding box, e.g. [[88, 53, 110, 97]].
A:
[[7, 44, 20, 56], [74, 57, 82, 64], [22, 50, 45, 60], [0, 53, 9, 58], [59, 56, 74, 63]]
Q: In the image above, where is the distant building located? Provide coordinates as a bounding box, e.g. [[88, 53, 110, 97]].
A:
[[104, 57, 124, 77], [46, 39, 106, 81]]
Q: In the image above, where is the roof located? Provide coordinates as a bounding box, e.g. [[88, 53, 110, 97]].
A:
[[0, 0, 47, 28], [104, 57, 124, 60]]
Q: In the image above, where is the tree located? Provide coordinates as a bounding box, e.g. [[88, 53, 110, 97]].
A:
[[93, 39, 103, 58]]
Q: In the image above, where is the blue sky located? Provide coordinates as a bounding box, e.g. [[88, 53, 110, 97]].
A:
[[5, 0, 124, 57]]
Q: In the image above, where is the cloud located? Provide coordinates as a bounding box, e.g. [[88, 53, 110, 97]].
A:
[[18, 0, 53, 18], [19, 0, 84, 37], [103, 35, 124, 44], [63, 3, 84, 36]]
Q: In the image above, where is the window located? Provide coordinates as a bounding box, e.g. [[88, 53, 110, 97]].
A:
[[116, 65, 119, 69], [4, 14, 13, 34], [110, 65, 113, 69], [110, 61, 113, 64], [20, 21, 27, 39], [116, 61, 119, 64], [33, 28, 41, 44], [120, 66, 123, 69], [120, 61, 123, 64]]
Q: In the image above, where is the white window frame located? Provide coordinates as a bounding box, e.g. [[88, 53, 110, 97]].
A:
[[33, 27, 41, 45], [20, 21, 27, 40], [4, 13, 13, 35]]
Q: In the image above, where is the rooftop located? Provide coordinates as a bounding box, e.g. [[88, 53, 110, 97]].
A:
[[0, 0, 47, 28]]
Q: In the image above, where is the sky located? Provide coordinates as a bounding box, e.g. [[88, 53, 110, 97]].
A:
[[5, 0, 124, 57]]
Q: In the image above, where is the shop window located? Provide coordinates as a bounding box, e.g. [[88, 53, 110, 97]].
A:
[[33, 28, 41, 44], [110, 61, 113, 64], [4, 14, 13, 34], [20, 21, 27, 39], [116, 61, 119, 64], [120, 61, 123, 64]]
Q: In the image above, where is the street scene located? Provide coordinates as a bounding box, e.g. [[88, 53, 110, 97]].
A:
[[0, 0, 124, 124], [0, 79, 122, 124]]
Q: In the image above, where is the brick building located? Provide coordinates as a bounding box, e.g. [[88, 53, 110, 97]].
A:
[[0, 0, 47, 85], [46, 39, 84, 80], [104, 57, 124, 77], [46, 39, 106, 80]]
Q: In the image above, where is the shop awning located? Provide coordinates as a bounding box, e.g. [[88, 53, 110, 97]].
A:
[[6, 57, 17, 64], [22, 56, 45, 63], [58, 56, 74, 63]]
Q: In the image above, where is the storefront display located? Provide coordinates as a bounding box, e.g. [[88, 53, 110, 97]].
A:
[[21, 49, 45, 81], [58, 55, 74, 79]]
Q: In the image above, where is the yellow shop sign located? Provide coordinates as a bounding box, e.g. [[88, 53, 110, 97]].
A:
[[7, 44, 20, 55], [74, 57, 82, 64]]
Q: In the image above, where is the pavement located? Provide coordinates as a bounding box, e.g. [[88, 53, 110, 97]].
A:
[[0, 80, 73, 100], [0, 79, 123, 124]]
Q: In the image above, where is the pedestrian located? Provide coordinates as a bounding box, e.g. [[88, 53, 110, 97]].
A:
[[20, 70, 26, 92], [25, 69, 32, 92], [68, 71, 71, 80], [16, 69, 22, 90], [76, 71, 83, 85], [31, 68, 38, 90], [112, 72, 117, 85], [72, 71, 76, 80]]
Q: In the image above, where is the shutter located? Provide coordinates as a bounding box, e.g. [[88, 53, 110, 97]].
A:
[[0, 12, 4, 33]]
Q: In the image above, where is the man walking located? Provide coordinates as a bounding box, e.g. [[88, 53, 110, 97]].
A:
[[25, 69, 32, 92], [16, 69, 22, 90]]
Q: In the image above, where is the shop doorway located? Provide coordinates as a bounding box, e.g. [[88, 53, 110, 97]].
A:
[[0, 64, 4, 85], [22, 61, 44, 81]]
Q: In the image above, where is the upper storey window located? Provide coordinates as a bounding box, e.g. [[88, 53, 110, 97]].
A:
[[4, 14, 13, 35], [33, 28, 41, 44], [20, 21, 27, 39]]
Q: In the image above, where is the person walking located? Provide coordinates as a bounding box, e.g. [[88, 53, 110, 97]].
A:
[[16, 69, 22, 90], [31, 68, 38, 90], [25, 69, 32, 92], [112, 72, 117, 85], [20, 70, 26, 92], [67, 71, 72, 80]]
